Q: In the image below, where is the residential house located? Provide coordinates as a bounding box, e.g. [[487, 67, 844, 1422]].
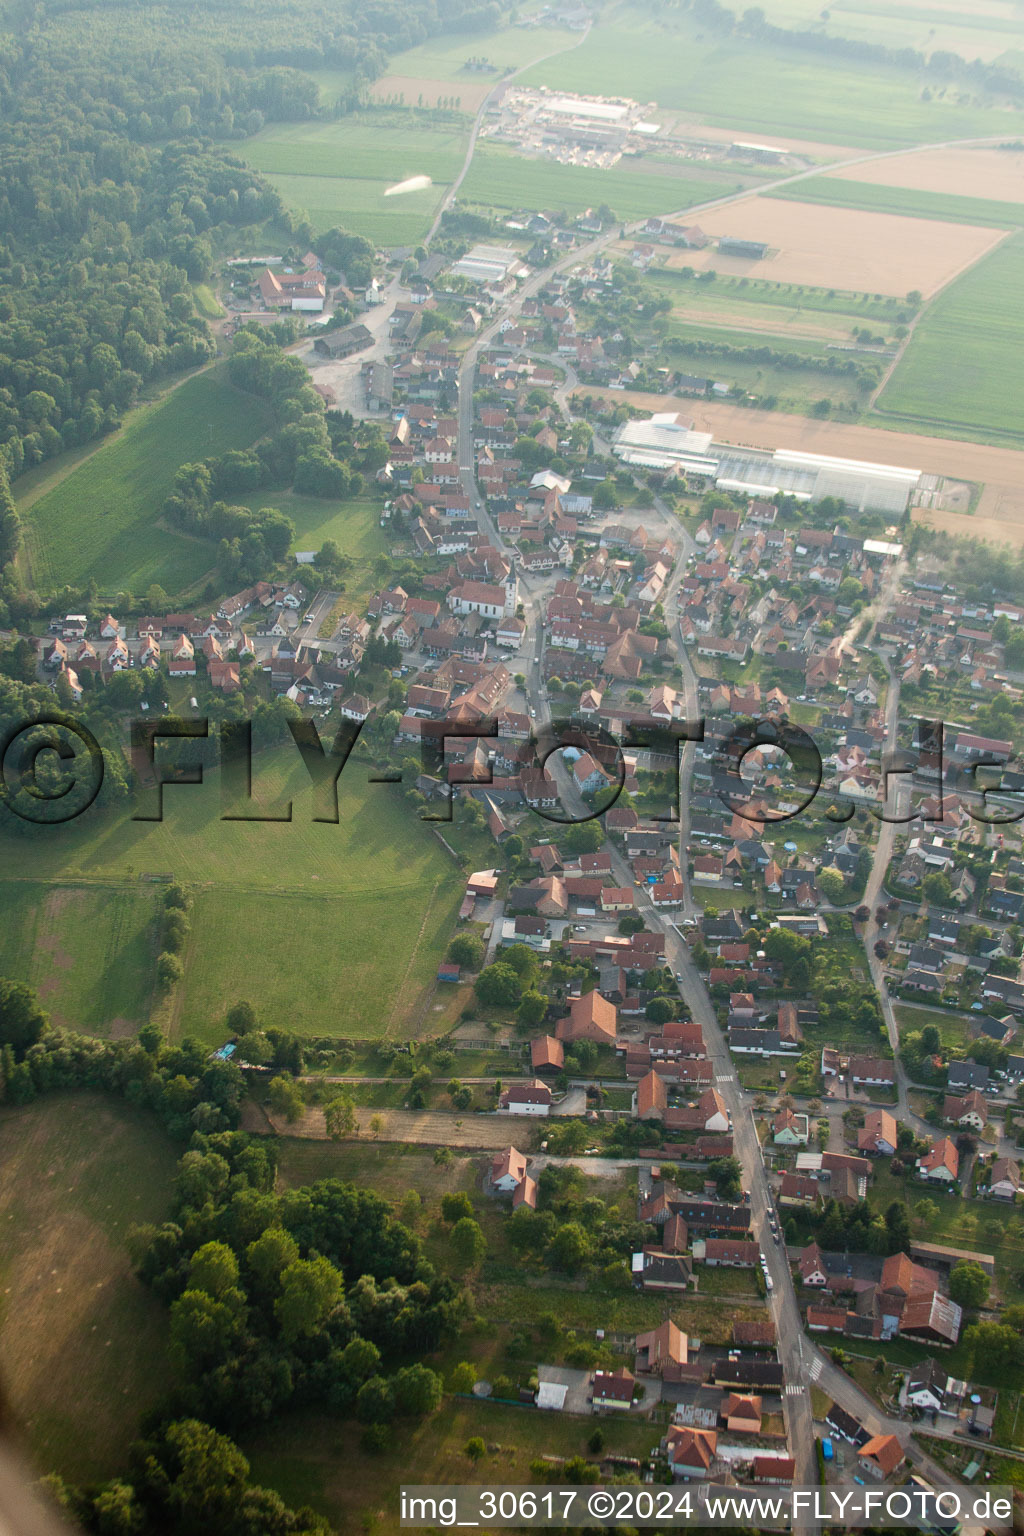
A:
[[664, 1426, 717, 1481], [858, 1109, 898, 1157], [986, 1157, 1021, 1201], [499, 1080, 551, 1116], [857, 1435, 905, 1482], [917, 1138, 959, 1184], [719, 1394, 762, 1434], [591, 1369, 636, 1411]]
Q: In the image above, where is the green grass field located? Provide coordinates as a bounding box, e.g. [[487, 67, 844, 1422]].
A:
[[21, 368, 275, 596], [382, 25, 581, 84], [191, 282, 225, 318], [243, 118, 467, 183], [238, 490, 388, 609], [765, 175, 1024, 228], [0, 883, 158, 1034], [259, 171, 443, 244], [661, 317, 877, 411], [243, 1400, 657, 1531], [461, 144, 733, 219], [643, 267, 906, 338], [177, 878, 462, 1040], [241, 114, 469, 243], [519, 6, 1024, 148], [729, 0, 1024, 65], [873, 232, 1024, 442], [0, 749, 462, 1042], [0, 1096, 176, 1482], [893, 1002, 971, 1052]]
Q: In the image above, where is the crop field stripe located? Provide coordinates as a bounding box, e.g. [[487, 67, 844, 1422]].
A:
[[642, 266, 909, 323], [764, 177, 1024, 229], [874, 231, 1024, 442], [460, 144, 732, 219]]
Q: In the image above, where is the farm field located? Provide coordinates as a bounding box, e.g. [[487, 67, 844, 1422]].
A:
[[377, 25, 581, 86], [662, 320, 874, 412], [240, 111, 472, 242], [518, 6, 1023, 149], [740, 0, 1024, 64], [0, 1096, 176, 1483], [656, 195, 1004, 297], [461, 143, 733, 220], [828, 143, 1024, 205], [873, 233, 1024, 443], [369, 74, 492, 111], [0, 883, 158, 1035], [766, 176, 1024, 228], [0, 751, 462, 1040], [20, 368, 274, 597], [640, 267, 907, 342]]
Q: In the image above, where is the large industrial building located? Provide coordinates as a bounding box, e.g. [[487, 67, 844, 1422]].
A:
[[613, 413, 922, 515], [451, 245, 523, 286], [608, 413, 719, 477]]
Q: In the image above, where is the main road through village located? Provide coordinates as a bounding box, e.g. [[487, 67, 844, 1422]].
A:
[[446, 241, 981, 1523]]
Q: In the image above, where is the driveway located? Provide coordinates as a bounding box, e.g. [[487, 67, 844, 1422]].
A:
[[556, 1085, 588, 1117], [537, 1365, 593, 1416]]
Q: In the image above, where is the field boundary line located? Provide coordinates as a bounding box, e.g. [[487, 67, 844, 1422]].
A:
[[385, 877, 442, 1038]]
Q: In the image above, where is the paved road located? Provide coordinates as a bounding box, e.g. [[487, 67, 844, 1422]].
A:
[[423, 25, 593, 248], [441, 168, 1004, 1515]]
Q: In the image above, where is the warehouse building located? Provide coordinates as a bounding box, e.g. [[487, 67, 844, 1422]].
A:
[[610, 412, 719, 477], [613, 416, 922, 514], [451, 245, 523, 286]]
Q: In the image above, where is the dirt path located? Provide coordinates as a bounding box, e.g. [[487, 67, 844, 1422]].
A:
[[267, 1105, 516, 1147]]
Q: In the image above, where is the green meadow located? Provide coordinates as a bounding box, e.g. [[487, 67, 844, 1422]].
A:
[[0, 749, 463, 1042], [873, 232, 1024, 442], [725, 0, 1024, 64], [241, 490, 389, 609], [460, 144, 733, 219], [0, 882, 159, 1034], [241, 114, 469, 242], [382, 25, 581, 84], [21, 369, 274, 596]]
